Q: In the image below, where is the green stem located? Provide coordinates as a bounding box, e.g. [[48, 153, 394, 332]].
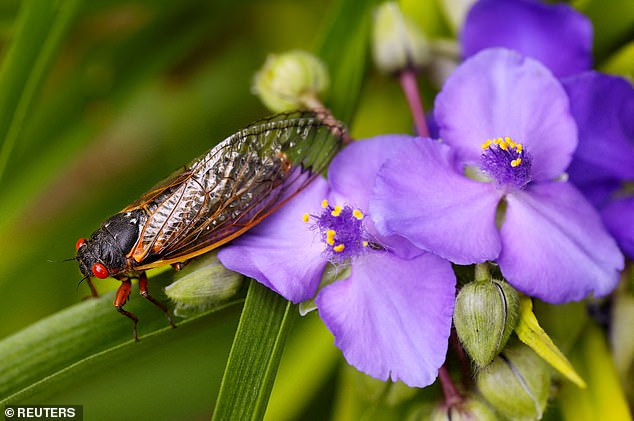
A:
[[212, 280, 295, 421]]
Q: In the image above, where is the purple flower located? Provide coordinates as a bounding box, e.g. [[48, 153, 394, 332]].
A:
[[563, 72, 634, 258], [371, 48, 624, 303], [218, 136, 456, 388], [461, 0, 593, 78]]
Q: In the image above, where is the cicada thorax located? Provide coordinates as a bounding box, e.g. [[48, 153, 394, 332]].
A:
[[75, 210, 146, 279], [116, 110, 346, 272]]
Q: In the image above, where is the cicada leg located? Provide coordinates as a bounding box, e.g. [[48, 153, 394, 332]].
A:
[[114, 279, 139, 341], [85, 278, 99, 298], [139, 271, 177, 329], [170, 260, 190, 271]]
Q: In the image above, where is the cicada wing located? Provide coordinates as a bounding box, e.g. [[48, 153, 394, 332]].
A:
[[122, 166, 193, 213], [131, 111, 346, 269]]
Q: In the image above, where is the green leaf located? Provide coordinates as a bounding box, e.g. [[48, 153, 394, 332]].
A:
[[515, 296, 586, 388], [316, 0, 379, 123], [558, 321, 632, 421], [600, 40, 634, 80], [576, 0, 634, 63], [264, 312, 340, 421], [212, 280, 296, 421], [0, 0, 82, 180], [0, 270, 243, 403]]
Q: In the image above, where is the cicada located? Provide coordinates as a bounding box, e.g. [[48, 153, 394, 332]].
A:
[[75, 111, 346, 340]]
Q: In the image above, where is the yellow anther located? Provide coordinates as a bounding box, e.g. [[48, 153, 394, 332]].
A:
[[321, 199, 329, 208], [481, 139, 492, 149], [363, 241, 369, 247], [326, 230, 336, 245], [333, 244, 345, 252], [511, 158, 522, 167], [516, 144, 523, 153], [505, 136, 516, 148], [499, 141, 508, 151], [331, 205, 342, 216], [353, 209, 364, 220], [302, 213, 310, 223]]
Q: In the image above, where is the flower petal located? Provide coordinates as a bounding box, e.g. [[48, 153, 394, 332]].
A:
[[434, 48, 577, 180], [499, 181, 624, 303], [462, 0, 593, 77], [316, 251, 456, 387], [329, 135, 414, 209], [371, 137, 501, 264], [329, 135, 425, 259], [217, 177, 329, 303], [602, 196, 634, 260], [563, 72, 634, 186]]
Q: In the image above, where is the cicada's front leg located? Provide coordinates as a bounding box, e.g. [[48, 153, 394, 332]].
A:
[[114, 279, 139, 341]]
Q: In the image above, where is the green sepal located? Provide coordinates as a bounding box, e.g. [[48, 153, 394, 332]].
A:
[[515, 295, 586, 388]]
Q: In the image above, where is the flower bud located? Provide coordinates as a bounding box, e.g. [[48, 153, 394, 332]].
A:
[[477, 344, 551, 421], [252, 50, 329, 113], [430, 396, 496, 421], [165, 252, 243, 317], [453, 279, 520, 366], [372, 2, 430, 74]]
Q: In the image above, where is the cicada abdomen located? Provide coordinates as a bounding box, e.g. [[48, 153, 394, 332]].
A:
[[75, 110, 346, 340]]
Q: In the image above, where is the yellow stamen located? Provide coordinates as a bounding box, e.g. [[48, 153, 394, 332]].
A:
[[516, 144, 523, 153], [321, 199, 329, 208], [499, 141, 508, 151], [302, 213, 310, 223], [494, 137, 502, 145], [481, 139, 492, 149], [333, 244, 345, 252], [511, 158, 522, 167], [326, 230, 336, 246], [353, 209, 364, 220], [363, 241, 369, 247], [331, 205, 342, 216]]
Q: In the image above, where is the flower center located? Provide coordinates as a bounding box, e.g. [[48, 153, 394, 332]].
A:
[[480, 137, 532, 190], [304, 199, 369, 263]]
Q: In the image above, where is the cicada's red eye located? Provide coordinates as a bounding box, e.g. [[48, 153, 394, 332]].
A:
[[92, 262, 109, 279], [75, 238, 87, 251]]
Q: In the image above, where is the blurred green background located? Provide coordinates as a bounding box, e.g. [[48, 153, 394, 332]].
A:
[[0, 0, 632, 419]]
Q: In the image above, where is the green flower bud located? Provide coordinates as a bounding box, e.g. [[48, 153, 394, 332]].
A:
[[430, 396, 496, 421], [477, 344, 551, 421], [439, 0, 477, 32], [165, 252, 243, 317], [252, 50, 329, 113], [372, 2, 430, 74], [453, 279, 520, 366]]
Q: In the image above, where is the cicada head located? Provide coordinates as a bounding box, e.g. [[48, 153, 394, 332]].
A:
[[76, 210, 145, 279]]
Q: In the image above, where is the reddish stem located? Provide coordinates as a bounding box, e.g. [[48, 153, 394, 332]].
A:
[[450, 328, 472, 389], [399, 69, 430, 138], [438, 366, 463, 407]]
